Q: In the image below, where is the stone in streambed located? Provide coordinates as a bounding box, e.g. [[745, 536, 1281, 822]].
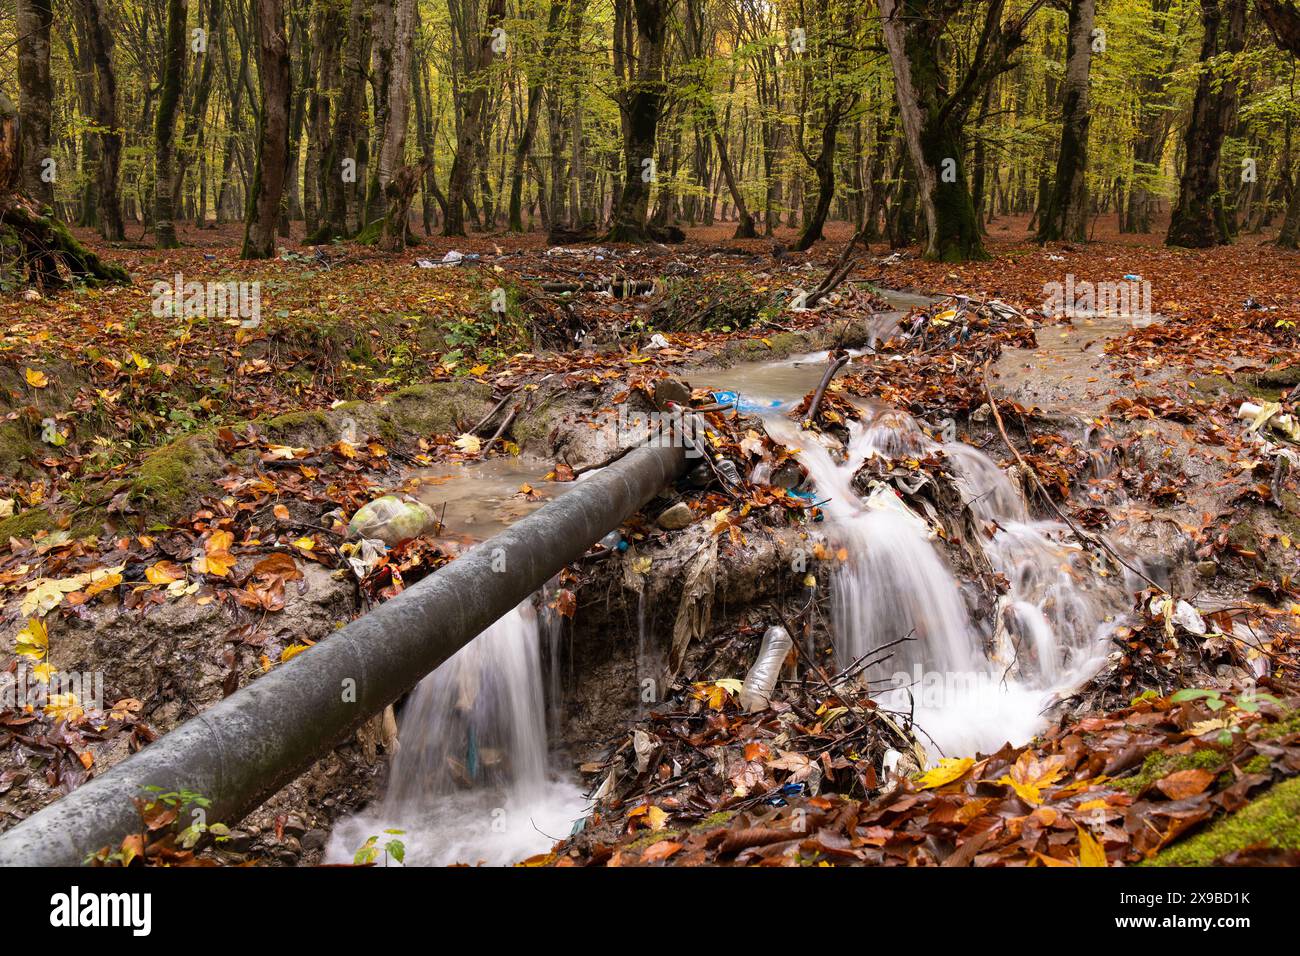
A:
[[656, 502, 694, 530]]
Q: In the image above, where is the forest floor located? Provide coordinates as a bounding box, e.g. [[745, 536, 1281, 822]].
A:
[[2, 214, 1299, 866]]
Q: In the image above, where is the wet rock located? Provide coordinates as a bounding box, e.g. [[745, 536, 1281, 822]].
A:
[[656, 502, 693, 530], [282, 813, 309, 837], [1197, 560, 1219, 579], [302, 829, 328, 851]]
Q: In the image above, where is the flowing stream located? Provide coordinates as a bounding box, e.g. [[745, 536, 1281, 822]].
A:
[[330, 320, 1128, 862], [325, 602, 587, 866], [765, 411, 1125, 759]]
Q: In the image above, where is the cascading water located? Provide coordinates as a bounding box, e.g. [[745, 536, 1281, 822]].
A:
[[326, 601, 587, 866], [769, 408, 1125, 759]]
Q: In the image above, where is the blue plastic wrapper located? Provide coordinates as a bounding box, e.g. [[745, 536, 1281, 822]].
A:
[[712, 390, 786, 414]]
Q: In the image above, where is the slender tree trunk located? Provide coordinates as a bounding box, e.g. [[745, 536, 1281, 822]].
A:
[[154, 0, 189, 248], [1038, 0, 1094, 243], [508, 0, 564, 233], [75, 0, 125, 240], [17, 0, 55, 208], [241, 0, 292, 258], [445, 0, 506, 236]]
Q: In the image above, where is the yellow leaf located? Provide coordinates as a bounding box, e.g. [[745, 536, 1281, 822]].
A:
[[24, 368, 49, 388], [915, 757, 974, 790], [453, 433, 482, 454], [997, 751, 1069, 806], [44, 693, 83, 723], [207, 530, 234, 553], [469, 364, 489, 376], [130, 351, 153, 371], [82, 572, 122, 600], [647, 806, 669, 831], [145, 560, 183, 585], [281, 643, 310, 663], [1077, 826, 1107, 867], [15, 618, 49, 661], [293, 536, 315, 552]]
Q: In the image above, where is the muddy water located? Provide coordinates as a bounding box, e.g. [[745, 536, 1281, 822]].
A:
[[413, 458, 585, 539]]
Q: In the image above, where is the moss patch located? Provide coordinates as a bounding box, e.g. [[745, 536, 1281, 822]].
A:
[[1146, 776, 1300, 866], [0, 506, 59, 541], [1115, 747, 1225, 795], [128, 431, 228, 523]]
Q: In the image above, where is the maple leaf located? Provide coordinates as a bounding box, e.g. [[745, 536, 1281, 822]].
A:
[[997, 751, 1069, 805], [15, 618, 49, 660], [24, 368, 49, 388]]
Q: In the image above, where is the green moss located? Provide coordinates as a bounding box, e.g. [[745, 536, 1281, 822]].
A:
[[625, 828, 684, 851], [1146, 776, 1300, 866], [261, 409, 332, 446], [383, 381, 491, 437], [1192, 373, 1286, 402], [1257, 709, 1300, 742], [1243, 754, 1271, 775], [0, 506, 58, 541], [692, 810, 737, 830], [0, 422, 40, 475], [128, 431, 225, 523], [1115, 747, 1225, 795]]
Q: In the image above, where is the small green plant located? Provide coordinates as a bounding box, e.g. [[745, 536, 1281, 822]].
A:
[[1169, 687, 1282, 745], [355, 829, 406, 866]]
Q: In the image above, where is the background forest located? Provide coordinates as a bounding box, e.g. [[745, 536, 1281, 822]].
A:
[[3, 0, 1300, 266]]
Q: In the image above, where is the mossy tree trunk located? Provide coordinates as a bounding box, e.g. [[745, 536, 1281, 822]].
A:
[[0, 92, 129, 288], [880, 0, 1040, 263], [1166, 0, 1246, 249]]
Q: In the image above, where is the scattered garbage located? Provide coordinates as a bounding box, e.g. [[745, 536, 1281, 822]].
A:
[[342, 537, 388, 580], [1238, 401, 1300, 443], [738, 625, 793, 712], [863, 482, 935, 539], [347, 495, 439, 546]]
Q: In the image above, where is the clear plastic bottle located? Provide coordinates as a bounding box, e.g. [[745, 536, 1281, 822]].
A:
[[739, 625, 793, 711]]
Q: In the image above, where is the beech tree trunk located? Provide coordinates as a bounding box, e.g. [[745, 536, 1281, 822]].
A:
[[608, 0, 670, 243], [154, 0, 189, 248], [1166, 0, 1246, 248], [1037, 0, 1095, 243], [882, 1, 1020, 261], [241, 0, 292, 259], [17, 0, 55, 209], [75, 0, 125, 241]]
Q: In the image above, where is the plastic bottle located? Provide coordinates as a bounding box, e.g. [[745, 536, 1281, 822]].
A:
[[739, 625, 793, 712]]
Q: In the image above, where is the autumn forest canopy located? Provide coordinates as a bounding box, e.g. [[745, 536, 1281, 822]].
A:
[[2, 0, 1300, 268]]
